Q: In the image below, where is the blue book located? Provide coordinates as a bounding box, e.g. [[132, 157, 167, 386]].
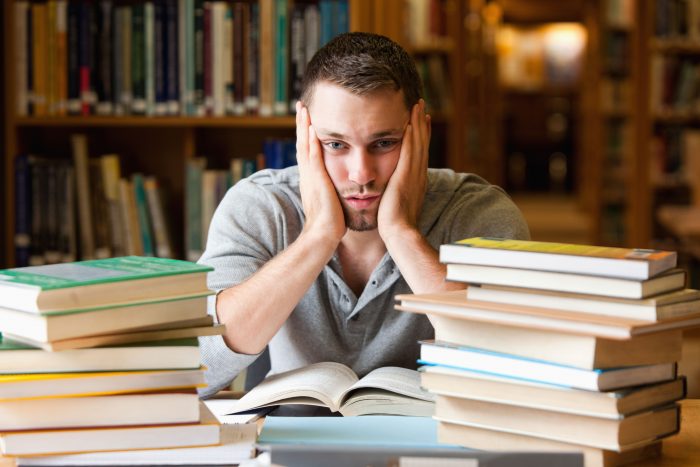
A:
[[319, 0, 333, 46], [419, 341, 677, 392], [131, 173, 155, 257]]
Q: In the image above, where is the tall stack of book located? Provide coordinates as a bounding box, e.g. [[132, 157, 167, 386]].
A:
[[397, 238, 700, 467], [0, 256, 225, 458]]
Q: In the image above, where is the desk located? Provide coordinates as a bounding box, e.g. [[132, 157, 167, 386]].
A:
[[636, 399, 699, 466]]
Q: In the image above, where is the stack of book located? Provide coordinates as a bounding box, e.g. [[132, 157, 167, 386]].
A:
[[397, 238, 700, 467], [0, 256, 225, 458]]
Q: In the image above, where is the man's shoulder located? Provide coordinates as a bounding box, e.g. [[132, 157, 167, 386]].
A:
[[243, 166, 301, 191], [426, 168, 500, 196]]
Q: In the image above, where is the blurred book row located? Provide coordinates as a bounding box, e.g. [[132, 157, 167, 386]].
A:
[[14, 134, 297, 267], [14, 0, 348, 118]]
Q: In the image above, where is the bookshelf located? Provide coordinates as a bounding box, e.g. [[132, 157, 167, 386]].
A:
[[3, 0, 484, 268]]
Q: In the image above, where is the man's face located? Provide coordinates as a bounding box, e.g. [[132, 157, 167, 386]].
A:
[[307, 82, 410, 231]]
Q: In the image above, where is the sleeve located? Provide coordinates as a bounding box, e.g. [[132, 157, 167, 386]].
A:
[[196, 178, 302, 398]]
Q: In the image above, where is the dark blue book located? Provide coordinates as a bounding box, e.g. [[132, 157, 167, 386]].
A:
[[193, 0, 205, 115], [97, 0, 114, 115], [154, 0, 167, 115], [14, 155, 32, 267], [131, 3, 146, 114], [319, 0, 333, 46], [165, 0, 179, 115]]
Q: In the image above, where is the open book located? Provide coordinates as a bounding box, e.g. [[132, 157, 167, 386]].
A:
[[229, 362, 435, 417]]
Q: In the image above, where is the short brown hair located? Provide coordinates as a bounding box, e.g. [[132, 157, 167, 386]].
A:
[[300, 32, 423, 111]]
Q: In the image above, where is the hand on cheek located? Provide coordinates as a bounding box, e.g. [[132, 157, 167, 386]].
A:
[[377, 99, 430, 242], [295, 102, 347, 243]]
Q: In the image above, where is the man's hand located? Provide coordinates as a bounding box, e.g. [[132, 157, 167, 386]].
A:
[[377, 99, 431, 243], [295, 101, 346, 244]]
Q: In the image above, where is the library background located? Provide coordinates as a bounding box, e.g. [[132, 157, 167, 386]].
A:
[[1, 0, 700, 280]]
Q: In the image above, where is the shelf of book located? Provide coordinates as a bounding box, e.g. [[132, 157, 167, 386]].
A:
[[13, 116, 296, 128]]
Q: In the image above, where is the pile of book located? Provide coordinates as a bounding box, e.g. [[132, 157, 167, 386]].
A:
[[397, 238, 700, 467], [0, 256, 226, 459]]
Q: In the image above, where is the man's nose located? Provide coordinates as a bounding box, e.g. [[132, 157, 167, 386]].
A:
[[348, 150, 375, 186]]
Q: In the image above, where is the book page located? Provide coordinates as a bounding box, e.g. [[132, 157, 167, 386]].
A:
[[230, 362, 359, 413], [340, 367, 435, 406], [339, 390, 435, 417]]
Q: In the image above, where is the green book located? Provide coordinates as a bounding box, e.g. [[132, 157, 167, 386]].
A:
[[0, 256, 212, 313]]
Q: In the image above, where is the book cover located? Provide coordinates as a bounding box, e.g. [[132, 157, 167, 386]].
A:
[[440, 237, 677, 280]]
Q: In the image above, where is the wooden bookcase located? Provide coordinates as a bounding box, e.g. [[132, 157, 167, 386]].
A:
[[3, 0, 487, 268]]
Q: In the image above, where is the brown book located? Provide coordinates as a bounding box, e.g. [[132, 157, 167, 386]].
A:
[[421, 365, 686, 418], [437, 421, 663, 467], [435, 395, 679, 450]]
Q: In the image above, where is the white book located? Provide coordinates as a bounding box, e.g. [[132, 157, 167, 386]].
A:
[[419, 341, 677, 391], [0, 402, 220, 456], [446, 264, 686, 299], [0, 393, 200, 431], [468, 285, 700, 321], [15, 423, 255, 466]]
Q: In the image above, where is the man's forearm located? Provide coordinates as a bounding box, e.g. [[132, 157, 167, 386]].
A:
[[383, 227, 465, 294], [216, 231, 338, 354]]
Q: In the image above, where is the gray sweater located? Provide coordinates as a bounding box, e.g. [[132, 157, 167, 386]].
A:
[[197, 166, 529, 397]]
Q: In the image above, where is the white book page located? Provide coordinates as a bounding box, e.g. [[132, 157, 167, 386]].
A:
[[341, 367, 435, 405], [231, 362, 358, 413]]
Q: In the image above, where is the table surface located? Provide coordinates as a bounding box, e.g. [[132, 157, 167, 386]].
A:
[[634, 399, 699, 466]]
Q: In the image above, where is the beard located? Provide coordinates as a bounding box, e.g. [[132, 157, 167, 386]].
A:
[[337, 182, 383, 232]]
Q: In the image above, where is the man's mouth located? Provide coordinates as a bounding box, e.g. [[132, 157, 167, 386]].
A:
[[344, 194, 381, 210]]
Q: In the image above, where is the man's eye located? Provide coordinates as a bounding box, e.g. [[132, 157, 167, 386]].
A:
[[326, 141, 345, 150], [374, 140, 398, 150]]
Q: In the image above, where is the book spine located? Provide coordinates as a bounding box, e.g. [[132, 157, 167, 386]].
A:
[[32, 3, 48, 116], [289, 4, 304, 113], [56, 0, 68, 116], [100, 155, 124, 256], [223, 4, 234, 115], [26, 4, 34, 116], [132, 173, 155, 256], [89, 160, 113, 259], [78, 1, 93, 115], [14, 155, 32, 267], [144, 176, 174, 258], [15, 2, 29, 117], [232, 1, 247, 115], [319, 0, 333, 46], [47, 1, 57, 116], [118, 178, 137, 255], [154, 0, 167, 116], [131, 4, 146, 114], [121, 6, 133, 113], [96, 0, 114, 116], [185, 158, 205, 261], [113, 7, 124, 115], [193, 0, 205, 115], [71, 134, 95, 260], [258, 0, 274, 116], [60, 165, 77, 262], [273, 0, 288, 115], [67, 2, 80, 114], [166, 0, 180, 115], [185, 0, 196, 115], [29, 158, 47, 265], [203, 2, 213, 115], [145, 2, 156, 116], [245, 2, 259, 114], [303, 4, 320, 82]]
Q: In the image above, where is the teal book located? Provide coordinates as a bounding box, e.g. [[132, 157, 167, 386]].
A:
[[0, 256, 212, 313], [132, 173, 155, 257]]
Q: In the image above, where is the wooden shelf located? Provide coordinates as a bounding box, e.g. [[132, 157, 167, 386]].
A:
[[653, 111, 700, 124], [651, 38, 700, 54], [13, 116, 297, 128], [409, 38, 454, 55]]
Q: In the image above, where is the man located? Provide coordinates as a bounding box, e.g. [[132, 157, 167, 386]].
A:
[[198, 32, 529, 397]]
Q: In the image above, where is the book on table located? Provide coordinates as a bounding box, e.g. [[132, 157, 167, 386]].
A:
[[425, 312, 682, 369], [420, 365, 686, 418], [0, 256, 212, 313], [467, 285, 700, 321], [439, 237, 677, 280], [434, 395, 679, 451], [445, 265, 686, 299], [0, 402, 220, 456], [0, 336, 202, 373], [419, 341, 677, 391], [0, 392, 200, 431], [396, 290, 700, 339], [0, 367, 206, 401], [0, 293, 211, 343], [437, 420, 664, 467], [228, 362, 434, 417], [12, 423, 257, 466]]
